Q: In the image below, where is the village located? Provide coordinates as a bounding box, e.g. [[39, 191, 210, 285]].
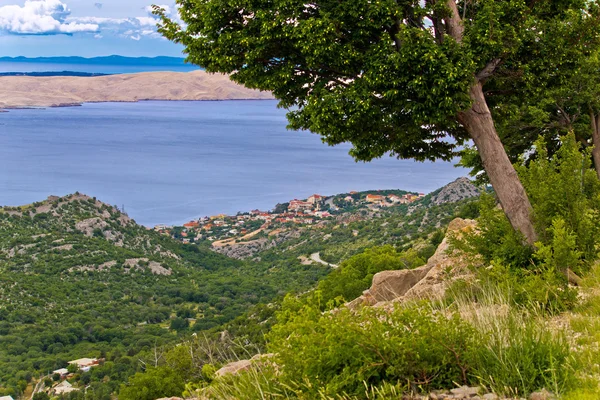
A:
[[153, 190, 425, 245]]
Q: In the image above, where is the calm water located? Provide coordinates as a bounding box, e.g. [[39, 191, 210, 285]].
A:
[[0, 62, 199, 74], [0, 101, 466, 226]]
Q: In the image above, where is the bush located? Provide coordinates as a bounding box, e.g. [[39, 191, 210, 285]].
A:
[[119, 366, 184, 400], [267, 302, 477, 397]]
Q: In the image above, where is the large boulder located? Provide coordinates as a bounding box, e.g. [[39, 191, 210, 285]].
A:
[[347, 218, 478, 309]]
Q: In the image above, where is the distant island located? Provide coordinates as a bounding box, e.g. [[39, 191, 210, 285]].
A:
[[0, 70, 273, 110]]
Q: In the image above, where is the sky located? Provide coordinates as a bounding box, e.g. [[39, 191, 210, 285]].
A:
[[0, 0, 184, 57]]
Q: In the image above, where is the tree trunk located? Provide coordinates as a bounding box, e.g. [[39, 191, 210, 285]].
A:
[[590, 110, 600, 180], [458, 82, 538, 245]]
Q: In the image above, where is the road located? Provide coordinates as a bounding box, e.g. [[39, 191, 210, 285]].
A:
[[310, 252, 339, 269]]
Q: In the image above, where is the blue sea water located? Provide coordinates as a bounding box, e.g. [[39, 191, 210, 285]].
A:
[[0, 100, 467, 226], [0, 61, 199, 74]]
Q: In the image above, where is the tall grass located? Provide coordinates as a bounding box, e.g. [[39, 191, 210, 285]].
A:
[[437, 279, 577, 396]]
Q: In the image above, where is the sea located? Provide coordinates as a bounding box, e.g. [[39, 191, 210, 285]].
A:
[[0, 60, 468, 227], [0, 61, 199, 74]]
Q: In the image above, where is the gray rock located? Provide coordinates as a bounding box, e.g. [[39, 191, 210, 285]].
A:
[[482, 394, 499, 400], [529, 389, 555, 400], [214, 359, 252, 377], [450, 386, 480, 397], [430, 177, 480, 205]]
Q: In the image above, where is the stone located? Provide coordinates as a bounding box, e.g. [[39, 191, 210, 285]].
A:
[[529, 389, 555, 400], [214, 360, 252, 377], [346, 218, 479, 309], [482, 394, 498, 400], [450, 386, 481, 397]]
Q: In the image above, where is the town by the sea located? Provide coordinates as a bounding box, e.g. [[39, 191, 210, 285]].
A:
[[0, 100, 467, 227]]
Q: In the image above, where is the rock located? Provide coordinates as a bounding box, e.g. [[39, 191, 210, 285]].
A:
[[482, 394, 498, 400], [348, 218, 479, 308], [214, 360, 252, 377], [156, 397, 183, 400], [214, 353, 275, 378], [450, 386, 480, 397], [529, 389, 555, 400]]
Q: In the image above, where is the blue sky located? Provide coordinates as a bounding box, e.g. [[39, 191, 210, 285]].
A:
[[0, 0, 184, 57]]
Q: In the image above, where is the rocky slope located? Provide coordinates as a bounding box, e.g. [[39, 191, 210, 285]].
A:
[[0, 70, 273, 110], [429, 177, 481, 205]]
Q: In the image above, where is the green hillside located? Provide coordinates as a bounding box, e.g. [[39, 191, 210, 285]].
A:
[[0, 194, 328, 396]]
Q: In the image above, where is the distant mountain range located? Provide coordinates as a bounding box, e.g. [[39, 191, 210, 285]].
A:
[[0, 55, 189, 66]]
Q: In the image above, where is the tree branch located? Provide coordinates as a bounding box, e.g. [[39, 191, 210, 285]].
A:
[[476, 58, 502, 82]]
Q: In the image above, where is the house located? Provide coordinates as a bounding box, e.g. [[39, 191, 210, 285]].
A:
[[183, 221, 200, 228], [288, 199, 312, 211], [0, 396, 15, 400], [388, 194, 402, 203], [365, 194, 385, 203], [344, 196, 355, 202], [52, 368, 69, 378], [68, 358, 99, 372], [53, 381, 78, 395], [307, 194, 324, 205]]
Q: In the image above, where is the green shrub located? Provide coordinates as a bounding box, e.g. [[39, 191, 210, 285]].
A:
[[518, 133, 600, 265], [267, 302, 477, 397], [119, 366, 184, 400]]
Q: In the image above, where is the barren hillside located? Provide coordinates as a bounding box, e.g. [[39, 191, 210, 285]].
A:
[[0, 70, 273, 109]]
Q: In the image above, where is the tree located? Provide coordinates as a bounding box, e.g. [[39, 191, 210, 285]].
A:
[[157, 1, 598, 245], [460, 10, 600, 179], [119, 367, 184, 400], [32, 392, 50, 400]]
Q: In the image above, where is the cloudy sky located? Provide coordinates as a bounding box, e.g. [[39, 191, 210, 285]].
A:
[[0, 0, 184, 57]]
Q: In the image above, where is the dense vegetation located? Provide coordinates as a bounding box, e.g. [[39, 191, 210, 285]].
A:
[[0, 181, 477, 398], [0, 195, 330, 397]]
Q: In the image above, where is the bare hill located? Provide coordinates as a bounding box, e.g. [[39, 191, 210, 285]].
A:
[[0, 70, 273, 109]]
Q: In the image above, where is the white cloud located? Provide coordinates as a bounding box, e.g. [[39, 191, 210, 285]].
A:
[[0, 0, 98, 34], [69, 16, 160, 39], [0, 0, 179, 41]]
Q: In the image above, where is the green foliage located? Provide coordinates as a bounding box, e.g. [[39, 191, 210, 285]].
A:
[[518, 134, 600, 267], [0, 195, 328, 396], [457, 133, 600, 311], [267, 303, 477, 396], [119, 366, 184, 400], [317, 246, 424, 305], [32, 392, 50, 400]]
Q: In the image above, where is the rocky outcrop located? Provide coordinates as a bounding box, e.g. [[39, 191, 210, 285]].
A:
[[430, 177, 480, 205], [347, 218, 478, 309], [214, 353, 275, 378]]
